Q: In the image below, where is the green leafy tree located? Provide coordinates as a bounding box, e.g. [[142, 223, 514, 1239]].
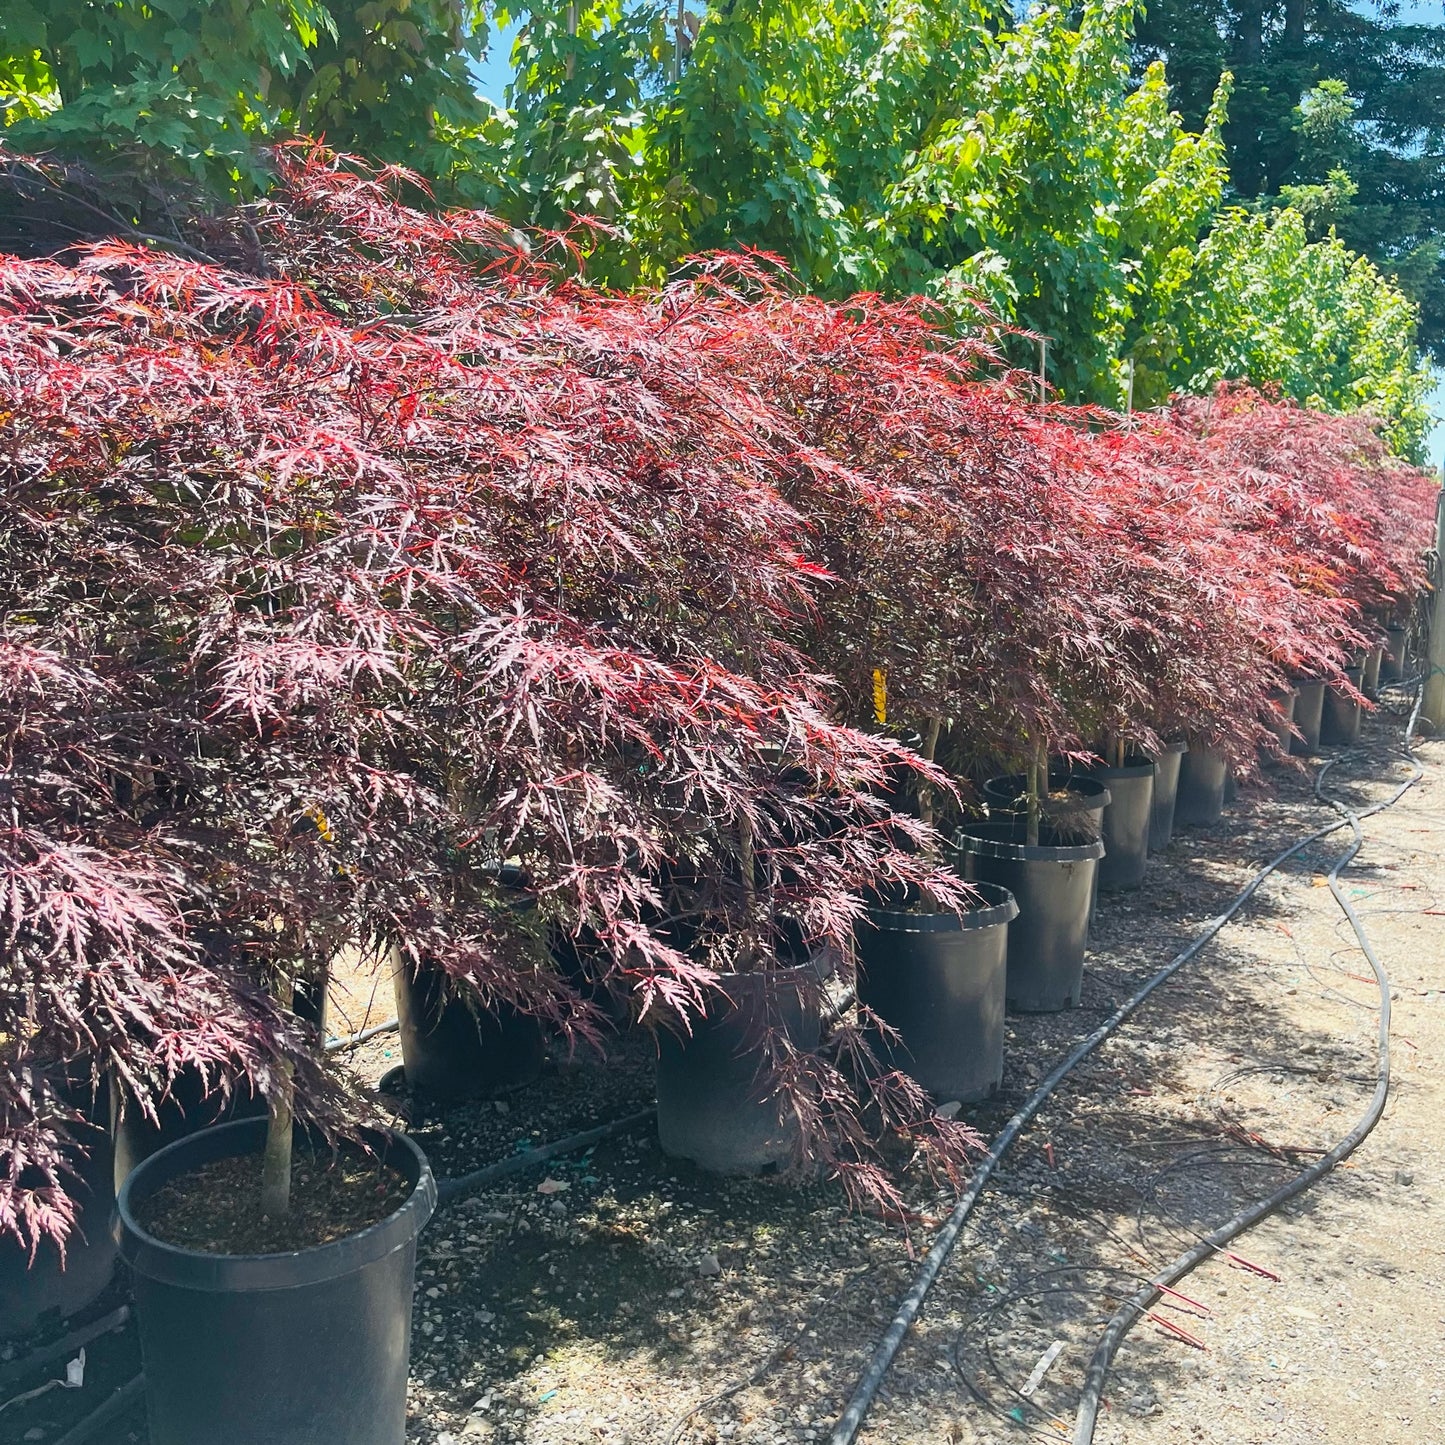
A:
[[534, 0, 1232, 404], [1134, 0, 1445, 358], [874, 1, 1231, 403], [0, 0, 505, 199], [1162, 205, 1431, 458], [0, 0, 332, 191], [488, 0, 698, 281], [271, 0, 506, 199]]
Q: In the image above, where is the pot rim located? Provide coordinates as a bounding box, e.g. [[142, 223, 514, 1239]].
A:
[[1144, 738, 1189, 759], [116, 1118, 436, 1293], [1077, 758, 1155, 781], [704, 945, 839, 990], [864, 881, 1019, 933], [954, 827, 1106, 864], [982, 773, 1112, 810]]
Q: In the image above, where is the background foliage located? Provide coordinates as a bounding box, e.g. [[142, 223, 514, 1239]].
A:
[[1135, 0, 1445, 361], [0, 0, 1435, 454]]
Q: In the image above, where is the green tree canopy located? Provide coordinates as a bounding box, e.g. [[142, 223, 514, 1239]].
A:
[[1134, 0, 1445, 359], [0, 0, 500, 193], [2, 0, 1433, 455], [1162, 205, 1431, 454]]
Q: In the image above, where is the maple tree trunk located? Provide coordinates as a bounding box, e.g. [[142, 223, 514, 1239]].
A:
[[1025, 739, 1045, 848], [260, 970, 295, 1218], [917, 715, 943, 828], [737, 809, 757, 968]]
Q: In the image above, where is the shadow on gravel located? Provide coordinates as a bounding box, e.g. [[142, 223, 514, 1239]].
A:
[[44, 721, 1425, 1445]]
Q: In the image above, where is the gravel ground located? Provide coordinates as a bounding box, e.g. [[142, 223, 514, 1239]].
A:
[[6, 704, 1442, 1445]]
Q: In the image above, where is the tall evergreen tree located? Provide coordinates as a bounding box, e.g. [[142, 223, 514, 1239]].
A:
[[1134, 0, 1445, 358]]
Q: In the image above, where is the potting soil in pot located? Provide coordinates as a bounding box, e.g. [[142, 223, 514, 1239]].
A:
[[983, 778, 1105, 841], [136, 1148, 412, 1255]]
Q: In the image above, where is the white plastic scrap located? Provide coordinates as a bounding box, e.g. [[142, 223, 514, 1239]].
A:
[[1019, 1339, 1065, 1398], [0, 1347, 85, 1415]]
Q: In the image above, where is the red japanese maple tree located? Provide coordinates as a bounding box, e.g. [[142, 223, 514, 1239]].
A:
[[3, 146, 1436, 1254], [0, 150, 977, 1245]]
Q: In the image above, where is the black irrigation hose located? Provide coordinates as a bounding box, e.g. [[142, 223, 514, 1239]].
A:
[[325, 1016, 399, 1053], [49, 1374, 147, 1445], [1070, 711, 1424, 1444], [0, 1307, 130, 1393], [828, 712, 1426, 1445], [433, 1107, 656, 1206]]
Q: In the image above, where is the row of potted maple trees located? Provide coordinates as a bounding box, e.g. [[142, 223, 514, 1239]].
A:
[[0, 148, 1436, 1443]]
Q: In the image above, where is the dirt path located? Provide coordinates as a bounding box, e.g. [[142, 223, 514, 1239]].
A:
[[1082, 734, 1445, 1445], [867, 723, 1445, 1445]]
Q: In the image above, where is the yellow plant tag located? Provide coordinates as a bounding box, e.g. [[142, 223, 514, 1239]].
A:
[[304, 803, 334, 843]]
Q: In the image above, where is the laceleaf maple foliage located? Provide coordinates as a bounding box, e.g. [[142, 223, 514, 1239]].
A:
[[1, 146, 1436, 1256], [635, 276, 1433, 786], [637, 270, 1119, 774], [0, 151, 979, 1251], [1043, 404, 1345, 762], [1172, 385, 1437, 624]]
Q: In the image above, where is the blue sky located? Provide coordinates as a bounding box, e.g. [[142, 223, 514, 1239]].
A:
[[1428, 374, 1445, 471], [466, 7, 1445, 464], [470, 16, 520, 104]]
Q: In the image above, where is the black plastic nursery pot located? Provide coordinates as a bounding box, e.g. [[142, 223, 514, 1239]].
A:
[[1174, 744, 1229, 828], [656, 959, 826, 1173], [956, 821, 1104, 1013], [1079, 759, 1153, 891], [1146, 740, 1187, 853], [1380, 625, 1409, 684], [1263, 688, 1297, 761], [1320, 665, 1364, 746], [1362, 642, 1384, 701], [392, 954, 545, 1102], [983, 773, 1108, 930], [117, 1118, 436, 1445], [856, 883, 1018, 1103], [0, 1070, 117, 1340], [1290, 677, 1326, 756]]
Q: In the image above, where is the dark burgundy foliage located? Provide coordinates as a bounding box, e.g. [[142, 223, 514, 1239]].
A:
[[1, 147, 1436, 1251]]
